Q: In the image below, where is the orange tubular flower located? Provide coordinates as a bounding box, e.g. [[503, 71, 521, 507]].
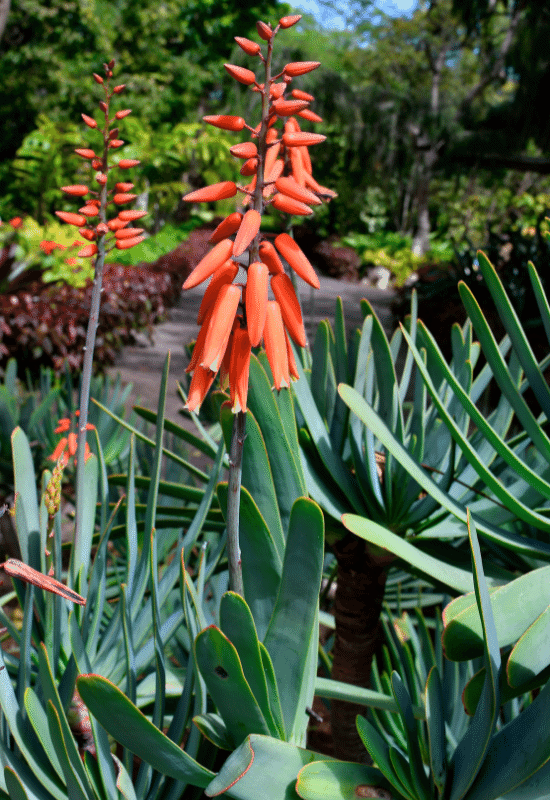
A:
[[115, 235, 145, 249], [264, 301, 290, 390], [55, 211, 87, 226], [274, 233, 321, 288], [271, 272, 307, 346], [200, 283, 241, 371], [233, 210, 261, 257], [183, 182, 238, 203], [230, 328, 252, 413], [180, 17, 335, 412], [210, 213, 243, 244], [183, 238, 234, 290], [246, 261, 269, 346]]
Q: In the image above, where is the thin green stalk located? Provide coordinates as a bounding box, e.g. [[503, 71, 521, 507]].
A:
[[226, 410, 246, 596]]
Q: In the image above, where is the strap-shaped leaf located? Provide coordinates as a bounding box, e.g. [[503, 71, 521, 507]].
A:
[[77, 674, 215, 787], [193, 713, 234, 750], [442, 566, 550, 661], [11, 427, 40, 570], [339, 384, 550, 561], [448, 512, 500, 800], [391, 672, 432, 799], [296, 759, 399, 800], [356, 715, 407, 798], [426, 667, 447, 794], [315, 675, 424, 719], [476, 251, 550, 419], [220, 404, 285, 558], [46, 702, 92, 800], [205, 734, 332, 799], [264, 498, 324, 739], [507, 603, 550, 687], [194, 625, 271, 746], [217, 483, 282, 642], [3, 769, 30, 800], [219, 592, 281, 738]]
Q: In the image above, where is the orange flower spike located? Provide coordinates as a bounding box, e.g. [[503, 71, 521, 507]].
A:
[[274, 232, 320, 288], [186, 366, 216, 413], [210, 213, 243, 244], [264, 301, 290, 390], [55, 418, 71, 434], [183, 181, 238, 203], [197, 260, 239, 324], [230, 328, 252, 413], [246, 261, 269, 346], [201, 283, 241, 371], [271, 272, 307, 346], [259, 240, 285, 275], [233, 209, 262, 257], [275, 176, 322, 206], [224, 64, 257, 85], [183, 238, 234, 290]]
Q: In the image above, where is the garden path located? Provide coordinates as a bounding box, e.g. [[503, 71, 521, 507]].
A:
[[106, 276, 395, 423]]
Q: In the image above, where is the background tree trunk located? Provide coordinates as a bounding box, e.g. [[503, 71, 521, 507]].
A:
[[330, 534, 388, 763]]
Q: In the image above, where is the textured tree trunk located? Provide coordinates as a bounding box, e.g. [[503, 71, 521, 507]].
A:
[[330, 534, 389, 763]]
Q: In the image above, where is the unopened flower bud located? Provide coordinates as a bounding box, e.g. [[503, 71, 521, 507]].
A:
[[93, 73, 104, 85], [79, 205, 99, 217], [203, 115, 245, 132], [115, 235, 145, 249], [279, 14, 302, 28], [115, 109, 132, 119], [108, 58, 115, 69], [234, 37, 261, 56], [283, 61, 321, 77], [109, 139, 124, 148], [115, 182, 134, 192], [256, 20, 272, 40], [77, 243, 99, 257], [78, 228, 96, 240], [117, 159, 141, 169], [224, 64, 257, 85], [113, 84, 126, 93], [75, 148, 96, 159], [62, 185, 89, 196], [95, 172, 108, 184], [109, 128, 119, 138], [92, 158, 103, 169], [81, 114, 98, 128], [113, 192, 137, 204]]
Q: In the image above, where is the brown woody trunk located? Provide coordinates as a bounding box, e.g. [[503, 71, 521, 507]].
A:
[[330, 534, 388, 762]]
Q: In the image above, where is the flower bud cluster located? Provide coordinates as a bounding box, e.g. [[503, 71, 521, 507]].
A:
[[50, 60, 146, 263], [182, 15, 336, 414], [48, 412, 95, 468]]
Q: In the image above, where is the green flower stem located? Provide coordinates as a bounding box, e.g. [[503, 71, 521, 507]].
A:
[[227, 410, 246, 596]]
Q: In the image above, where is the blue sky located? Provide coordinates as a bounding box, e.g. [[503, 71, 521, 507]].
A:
[[294, 0, 417, 30]]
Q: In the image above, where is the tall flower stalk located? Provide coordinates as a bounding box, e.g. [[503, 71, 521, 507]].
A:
[[182, 15, 335, 595], [54, 60, 145, 588]]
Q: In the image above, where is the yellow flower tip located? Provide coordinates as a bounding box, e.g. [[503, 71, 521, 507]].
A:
[[201, 284, 241, 372], [183, 238, 234, 290], [264, 301, 290, 391], [230, 328, 252, 413], [246, 261, 269, 346], [233, 209, 262, 257], [274, 233, 320, 289]]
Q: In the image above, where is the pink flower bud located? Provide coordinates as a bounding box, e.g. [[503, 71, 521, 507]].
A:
[[115, 227, 145, 239], [292, 89, 314, 101], [203, 115, 245, 132], [235, 37, 261, 56], [115, 235, 146, 249], [117, 159, 141, 169], [56, 211, 87, 226], [118, 210, 147, 221], [61, 185, 89, 196], [256, 21, 272, 40], [99, 101, 107, 112], [93, 73, 104, 84], [77, 243, 98, 257], [279, 14, 302, 28], [113, 193, 138, 204], [79, 205, 99, 217], [115, 109, 132, 119], [283, 61, 321, 77], [115, 182, 135, 192], [109, 139, 124, 148], [224, 64, 257, 85], [113, 84, 126, 94], [75, 148, 96, 159], [81, 114, 98, 128]]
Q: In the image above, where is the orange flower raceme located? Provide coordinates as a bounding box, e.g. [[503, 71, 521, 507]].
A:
[[181, 15, 335, 410], [49, 414, 95, 468]]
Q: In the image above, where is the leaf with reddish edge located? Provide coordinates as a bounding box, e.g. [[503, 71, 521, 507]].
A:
[[203, 114, 245, 132], [210, 213, 243, 244], [271, 273, 307, 347], [2, 559, 85, 604], [77, 674, 214, 787], [184, 182, 237, 203], [233, 210, 261, 257], [246, 262, 269, 346], [274, 233, 320, 289], [184, 238, 235, 290]]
